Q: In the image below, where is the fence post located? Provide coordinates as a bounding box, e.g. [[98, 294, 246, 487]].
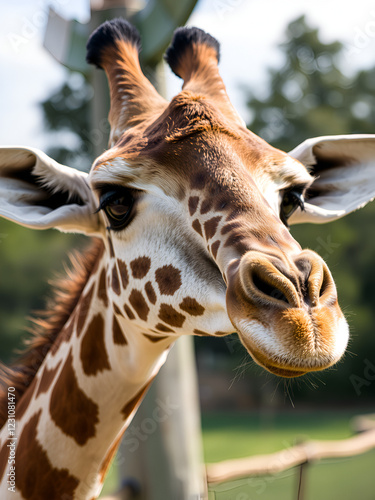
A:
[[296, 461, 308, 500]]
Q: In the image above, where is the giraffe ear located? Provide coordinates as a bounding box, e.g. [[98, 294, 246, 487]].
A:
[[288, 135, 375, 224], [0, 147, 100, 234]]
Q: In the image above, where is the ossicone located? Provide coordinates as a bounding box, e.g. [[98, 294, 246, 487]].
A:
[[86, 18, 167, 146], [165, 25, 245, 127]]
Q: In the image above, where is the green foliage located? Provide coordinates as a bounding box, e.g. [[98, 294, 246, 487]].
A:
[[0, 71, 94, 363], [246, 16, 375, 152], [0, 219, 86, 363], [40, 72, 96, 171]]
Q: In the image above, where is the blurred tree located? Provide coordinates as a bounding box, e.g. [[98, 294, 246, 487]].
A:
[[245, 15, 375, 151], [243, 15, 375, 401], [0, 219, 86, 363], [0, 70, 92, 363], [40, 71, 98, 171]]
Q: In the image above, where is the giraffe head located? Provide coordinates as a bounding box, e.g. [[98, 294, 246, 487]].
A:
[[1, 19, 375, 378]]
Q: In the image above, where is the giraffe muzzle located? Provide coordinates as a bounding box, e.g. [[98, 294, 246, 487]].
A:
[[226, 250, 349, 377]]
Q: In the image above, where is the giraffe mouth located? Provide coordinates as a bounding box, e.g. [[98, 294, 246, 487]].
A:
[[225, 250, 349, 378], [234, 310, 349, 378], [253, 361, 307, 378]]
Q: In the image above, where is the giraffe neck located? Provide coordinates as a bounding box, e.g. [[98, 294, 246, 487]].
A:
[[0, 243, 174, 500]]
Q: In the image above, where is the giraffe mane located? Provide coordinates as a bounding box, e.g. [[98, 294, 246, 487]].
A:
[[0, 238, 104, 429]]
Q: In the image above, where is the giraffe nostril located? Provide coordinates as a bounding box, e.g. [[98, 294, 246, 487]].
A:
[[252, 272, 289, 305], [238, 252, 301, 309], [295, 251, 338, 307], [319, 270, 330, 298]]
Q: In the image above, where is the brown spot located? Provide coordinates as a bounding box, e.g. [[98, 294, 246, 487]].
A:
[[155, 265, 182, 296], [158, 304, 186, 328], [111, 265, 121, 296], [145, 281, 157, 304], [200, 198, 213, 214], [113, 316, 127, 345], [129, 290, 149, 321], [76, 283, 95, 337], [15, 410, 79, 499], [188, 196, 199, 216], [204, 216, 222, 240], [211, 240, 221, 259], [121, 382, 152, 419], [194, 329, 211, 336], [215, 331, 229, 336], [108, 237, 115, 258], [124, 304, 136, 320], [118, 259, 129, 289], [130, 256, 151, 279], [98, 267, 108, 308], [114, 303, 124, 317], [192, 218, 203, 236], [0, 440, 9, 482], [221, 221, 242, 235], [155, 323, 175, 333], [143, 333, 170, 342], [80, 314, 110, 376], [224, 232, 247, 253], [16, 375, 38, 422], [226, 209, 242, 221], [179, 297, 205, 316], [36, 361, 62, 397], [50, 350, 99, 446]]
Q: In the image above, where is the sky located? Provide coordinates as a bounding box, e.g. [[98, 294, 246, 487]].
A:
[[1, 0, 375, 152]]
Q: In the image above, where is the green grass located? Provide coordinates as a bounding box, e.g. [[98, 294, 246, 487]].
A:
[[100, 409, 375, 499], [204, 410, 375, 500], [201, 410, 362, 462], [208, 452, 375, 500]]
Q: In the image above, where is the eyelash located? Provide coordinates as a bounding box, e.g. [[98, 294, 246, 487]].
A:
[[280, 188, 305, 227], [97, 187, 136, 231]]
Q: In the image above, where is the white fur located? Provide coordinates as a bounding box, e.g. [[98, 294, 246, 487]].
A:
[[289, 134, 375, 224], [238, 314, 349, 370], [0, 146, 100, 234]]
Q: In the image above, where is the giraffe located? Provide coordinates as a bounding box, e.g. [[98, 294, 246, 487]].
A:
[[0, 18, 375, 500]]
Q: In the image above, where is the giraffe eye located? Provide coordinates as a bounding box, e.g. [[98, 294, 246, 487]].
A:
[[280, 189, 305, 227], [99, 188, 135, 230]]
